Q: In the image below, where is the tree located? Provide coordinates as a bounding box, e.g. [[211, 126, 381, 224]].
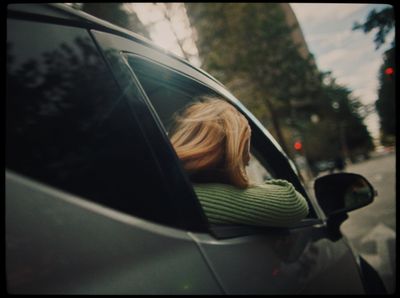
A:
[[352, 6, 395, 50], [79, 3, 150, 39], [185, 3, 322, 156], [376, 47, 395, 145], [353, 6, 395, 145], [302, 79, 374, 165]]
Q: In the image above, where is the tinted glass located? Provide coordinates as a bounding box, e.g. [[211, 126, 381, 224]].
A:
[[7, 19, 179, 226], [124, 55, 215, 132]]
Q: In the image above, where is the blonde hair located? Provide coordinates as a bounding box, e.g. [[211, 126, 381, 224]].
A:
[[170, 96, 251, 188]]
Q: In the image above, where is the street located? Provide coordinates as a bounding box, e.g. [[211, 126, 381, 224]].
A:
[[320, 152, 396, 293], [340, 152, 396, 293]]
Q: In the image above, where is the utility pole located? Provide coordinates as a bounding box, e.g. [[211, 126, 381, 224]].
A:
[[333, 101, 350, 164]]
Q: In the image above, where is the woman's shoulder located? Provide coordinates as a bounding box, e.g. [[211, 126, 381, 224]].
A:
[[193, 179, 301, 201], [192, 180, 309, 227]]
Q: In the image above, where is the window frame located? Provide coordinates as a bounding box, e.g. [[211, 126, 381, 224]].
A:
[[91, 30, 210, 233], [7, 17, 204, 230], [91, 29, 324, 237], [122, 54, 321, 222]]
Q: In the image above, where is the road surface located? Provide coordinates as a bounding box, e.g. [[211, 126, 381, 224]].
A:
[[307, 152, 396, 293], [339, 152, 396, 294]]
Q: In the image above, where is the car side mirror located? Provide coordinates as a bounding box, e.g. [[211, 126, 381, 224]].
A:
[[314, 173, 376, 218]]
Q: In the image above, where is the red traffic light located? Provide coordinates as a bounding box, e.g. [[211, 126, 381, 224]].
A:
[[294, 141, 302, 151], [385, 67, 394, 75]]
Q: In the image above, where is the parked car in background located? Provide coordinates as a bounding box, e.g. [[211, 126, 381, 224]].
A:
[[314, 160, 335, 173], [6, 4, 387, 294]]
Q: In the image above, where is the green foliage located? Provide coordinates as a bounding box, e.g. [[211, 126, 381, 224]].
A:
[[353, 6, 395, 145], [303, 80, 374, 163], [376, 47, 395, 145], [186, 3, 374, 164], [302, 119, 339, 161], [186, 3, 322, 155], [187, 4, 320, 100], [353, 7, 395, 50]]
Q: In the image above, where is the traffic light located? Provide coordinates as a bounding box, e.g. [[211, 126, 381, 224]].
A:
[[384, 67, 394, 80], [385, 67, 394, 75], [294, 140, 302, 152]]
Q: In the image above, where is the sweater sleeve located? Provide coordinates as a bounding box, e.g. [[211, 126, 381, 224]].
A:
[[193, 179, 309, 227]]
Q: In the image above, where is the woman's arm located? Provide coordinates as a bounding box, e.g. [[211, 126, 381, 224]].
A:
[[194, 180, 309, 227]]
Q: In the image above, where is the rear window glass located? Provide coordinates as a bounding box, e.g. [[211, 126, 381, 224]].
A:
[[6, 19, 180, 227]]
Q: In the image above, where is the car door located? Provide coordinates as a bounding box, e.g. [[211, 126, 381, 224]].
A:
[[92, 29, 367, 294], [6, 9, 222, 294]]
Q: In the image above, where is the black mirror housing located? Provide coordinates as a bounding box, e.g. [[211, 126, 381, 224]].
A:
[[314, 173, 376, 217]]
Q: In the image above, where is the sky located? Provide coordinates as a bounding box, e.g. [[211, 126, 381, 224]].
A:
[[126, 3, 201, 66], [289, 3, 394, 144], [128, 3, 395, 145]]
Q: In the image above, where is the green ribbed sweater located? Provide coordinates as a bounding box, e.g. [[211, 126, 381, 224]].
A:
[[193, 179, 309, 227]]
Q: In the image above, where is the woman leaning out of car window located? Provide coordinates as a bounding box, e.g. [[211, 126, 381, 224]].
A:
[[169, 96, 309, 227]]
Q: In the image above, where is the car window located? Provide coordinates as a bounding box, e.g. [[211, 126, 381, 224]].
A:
[[6, 19, 182, 227], [125, 54, 276, 180], [124, 54, 320, 223]]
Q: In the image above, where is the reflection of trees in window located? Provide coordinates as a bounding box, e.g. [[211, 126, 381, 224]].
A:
[[7, 23, 187, 227], [6, 33, 120, 182]]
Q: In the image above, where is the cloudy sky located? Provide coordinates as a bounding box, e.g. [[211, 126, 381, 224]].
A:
[[130, 3, 394, 144], [290, 3, 394, 143]]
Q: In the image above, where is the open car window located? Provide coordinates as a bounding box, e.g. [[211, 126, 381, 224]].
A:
[[125, 54, 276, 179], [124, 53, 318, 223]]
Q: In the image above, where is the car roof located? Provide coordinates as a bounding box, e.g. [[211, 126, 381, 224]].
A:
[[7, 3, 225, 89]]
